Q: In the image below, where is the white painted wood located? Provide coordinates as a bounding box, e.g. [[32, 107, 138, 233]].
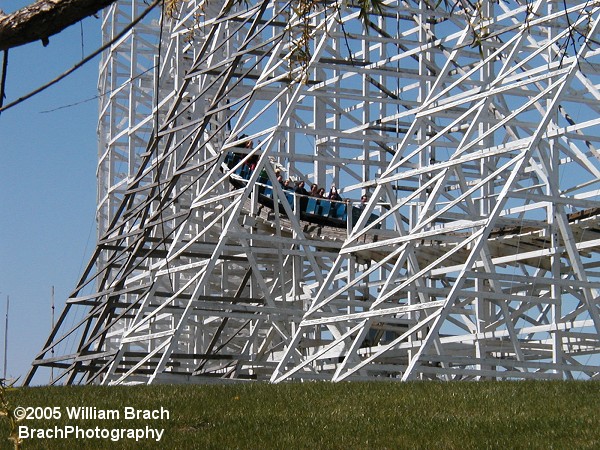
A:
[[25, 0, 600, 385]]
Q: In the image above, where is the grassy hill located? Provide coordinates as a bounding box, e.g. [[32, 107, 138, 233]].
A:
[[1, 381, 599, 449]]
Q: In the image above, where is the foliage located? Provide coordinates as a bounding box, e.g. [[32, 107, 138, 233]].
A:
[[160, 0, 598, 84], [357, 0, 387, 26], [161, 0, 389, 80], [288, 0, 318, 79], [165, 0, 181, 18], [0, 380, 22, 449], [2, 381, 600, 449]]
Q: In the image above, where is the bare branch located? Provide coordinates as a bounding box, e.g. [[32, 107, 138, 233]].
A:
[[0, 0, 161, 113], [0, 0, 118, 52]]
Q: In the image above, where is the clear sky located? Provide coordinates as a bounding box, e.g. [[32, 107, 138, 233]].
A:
[[0, 1, 102, 384]]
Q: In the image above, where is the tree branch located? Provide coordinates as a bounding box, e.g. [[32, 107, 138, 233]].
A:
[[0, 0, 118, 52], [0, 0, 162, 113]]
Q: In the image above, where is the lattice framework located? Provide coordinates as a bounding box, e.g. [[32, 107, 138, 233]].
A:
[[25, 0, 600, 385]]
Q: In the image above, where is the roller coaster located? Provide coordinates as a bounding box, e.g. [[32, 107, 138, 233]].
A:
[[26, 0, 600, 384]]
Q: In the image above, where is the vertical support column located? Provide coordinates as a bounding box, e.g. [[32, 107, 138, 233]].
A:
[[362, 25, 370, 197], [476, 0, 494, 376], [314, 66, 327, 186], [546, 0, 564, 378], [549, 137, 564, 376]]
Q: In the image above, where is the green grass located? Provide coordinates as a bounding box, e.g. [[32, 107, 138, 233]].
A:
[[1, 381, 599, 449]]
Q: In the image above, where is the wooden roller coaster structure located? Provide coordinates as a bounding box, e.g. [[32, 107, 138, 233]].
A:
[[26, 0, 600, 384]]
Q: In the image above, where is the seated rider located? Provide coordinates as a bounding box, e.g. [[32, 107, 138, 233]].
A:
[[295, 181, 309, 211], [360, 195, 368, 209], [329, 184, 342, 202], [276, 170, 284, 185], [309, 183, 319, 197], [295, 180, 309, 196]]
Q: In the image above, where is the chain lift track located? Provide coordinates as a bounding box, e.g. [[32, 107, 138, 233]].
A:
[[26, 0, 600, 384]]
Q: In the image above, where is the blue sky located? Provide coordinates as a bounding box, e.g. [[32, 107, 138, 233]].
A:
[[0, 1, 102, 384]]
